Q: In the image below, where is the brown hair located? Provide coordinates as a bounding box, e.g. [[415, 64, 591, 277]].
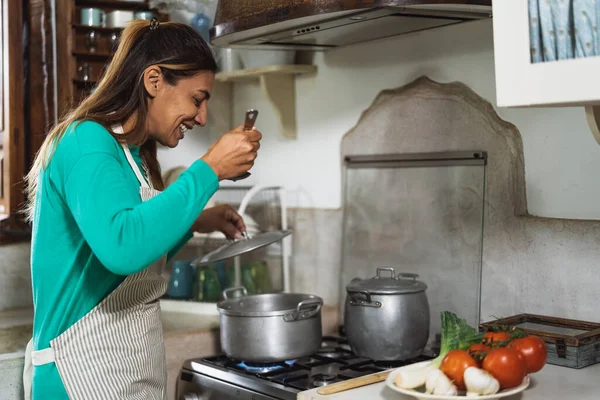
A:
[[24, 19, 217, 221]]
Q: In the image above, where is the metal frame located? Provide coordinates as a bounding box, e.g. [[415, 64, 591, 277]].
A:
[[339, 150, 487, 330], [345, 151, 487, 169]]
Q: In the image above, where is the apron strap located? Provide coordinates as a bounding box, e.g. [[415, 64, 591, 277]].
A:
[[112, 124, 152, 189], [31, 347, 55, 366], [121, 143, 151, 189]]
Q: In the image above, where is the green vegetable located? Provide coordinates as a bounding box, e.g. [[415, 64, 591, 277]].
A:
[[431, 311, 483, 368]]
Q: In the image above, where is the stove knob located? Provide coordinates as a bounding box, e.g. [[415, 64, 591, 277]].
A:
[[180, 394, 202, 400]]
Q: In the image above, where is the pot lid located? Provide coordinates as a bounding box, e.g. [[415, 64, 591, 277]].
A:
[[191, 230, 292, 267], [346, 267, 427, 294]]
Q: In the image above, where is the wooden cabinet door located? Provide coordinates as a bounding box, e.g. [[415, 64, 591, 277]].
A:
[[0, 0, 25, 220]]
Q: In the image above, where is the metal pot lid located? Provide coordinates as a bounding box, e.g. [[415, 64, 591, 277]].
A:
[[217, 287, 323, 318], [346, 267, 427, 295], [191, 230, 292, 267]]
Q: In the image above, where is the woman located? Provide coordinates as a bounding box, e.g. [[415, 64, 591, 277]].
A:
[[23, 19, 261, 399]]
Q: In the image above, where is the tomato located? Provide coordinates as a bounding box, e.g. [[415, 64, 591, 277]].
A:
[[467, 343, 491, 365], [440, 350, 478, 390], [482, 348, 527, 389], [468, 343, 491, 355], [483, 331, 510, 345], [509, 336, 548, 373]]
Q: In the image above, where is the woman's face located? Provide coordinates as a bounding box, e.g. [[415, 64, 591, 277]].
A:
[[145, 69, 215, 148]]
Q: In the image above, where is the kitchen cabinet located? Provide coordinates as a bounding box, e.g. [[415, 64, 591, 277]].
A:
[[493, 1, 600, 108], [493, 1, 600, 144]]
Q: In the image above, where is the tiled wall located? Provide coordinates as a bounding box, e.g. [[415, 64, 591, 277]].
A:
[[0, 243, 32, 311]]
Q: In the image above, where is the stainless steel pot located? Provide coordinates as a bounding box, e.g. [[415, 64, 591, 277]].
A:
[[344, 267, 430, 361], [217, 287, 323, 362]]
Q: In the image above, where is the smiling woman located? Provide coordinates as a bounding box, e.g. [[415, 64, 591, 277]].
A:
[[22, 18, 262, 400]]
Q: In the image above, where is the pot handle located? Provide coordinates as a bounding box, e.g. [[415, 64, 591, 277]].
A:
[[347, 290, 382, 308], [283, 298, 323, 322], [376, 267, 396, 279], [222, 286, 248, 300], [397, 273, 420, 281]]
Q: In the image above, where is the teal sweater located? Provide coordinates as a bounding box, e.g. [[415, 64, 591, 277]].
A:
[[30, 121, 218, 398]]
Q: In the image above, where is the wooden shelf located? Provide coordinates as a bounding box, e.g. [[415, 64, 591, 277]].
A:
[[75, 0, 149, 10], [72, 24, 123, 33], [72, 51, 113, 60], [73, 79, 97, 86], [215, 65, 317, 139], [215, 65, 317, 83]]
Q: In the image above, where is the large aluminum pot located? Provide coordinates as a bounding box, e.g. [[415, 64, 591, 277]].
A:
[[217, 287, 323, 362], [344, 267, 430, 361]]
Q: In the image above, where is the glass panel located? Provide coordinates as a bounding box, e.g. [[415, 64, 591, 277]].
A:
[[340, 161, 486, 349]]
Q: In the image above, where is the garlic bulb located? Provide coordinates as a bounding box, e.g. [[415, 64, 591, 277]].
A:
[[394, 364, 437, 389], [425, 368, 458, 395], [464, 366, 500, 396]]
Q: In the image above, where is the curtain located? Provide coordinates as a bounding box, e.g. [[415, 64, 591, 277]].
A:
[[529, 0, 600, 63]]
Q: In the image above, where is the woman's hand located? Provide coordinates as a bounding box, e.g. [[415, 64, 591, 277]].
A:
[[192, 205, 246, 240], [201, 126, 262, 181]]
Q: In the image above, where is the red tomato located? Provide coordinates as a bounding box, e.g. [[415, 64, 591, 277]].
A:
[[468, 343, 491, 355], [483, 331, 510, 345], [482, 348, 527, 389], [509, 336, 548, 373], [440, 350, 478, 390], [467, 343, 491, 365]]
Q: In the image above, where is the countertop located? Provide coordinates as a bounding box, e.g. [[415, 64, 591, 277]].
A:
[[297, 362, 600, 399]]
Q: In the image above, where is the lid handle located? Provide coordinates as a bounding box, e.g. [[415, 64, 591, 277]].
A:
[[222, 286, 248, 300], [397, 273, 419, 282], [376, 267, 396, 279]]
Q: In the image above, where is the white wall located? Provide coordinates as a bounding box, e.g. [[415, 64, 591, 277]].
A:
[[158, 18, 600, 220]]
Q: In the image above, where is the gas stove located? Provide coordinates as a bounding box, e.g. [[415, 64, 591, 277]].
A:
[[176, 337, 435, 400]]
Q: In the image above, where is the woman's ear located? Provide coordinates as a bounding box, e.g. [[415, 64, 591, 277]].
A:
[[143, 65, 163, 97]]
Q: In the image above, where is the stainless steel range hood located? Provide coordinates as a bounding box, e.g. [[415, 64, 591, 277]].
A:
[[211, 1, 492, 51]]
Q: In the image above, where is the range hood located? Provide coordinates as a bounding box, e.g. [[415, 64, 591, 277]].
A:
[[211, 0, 492, 51]]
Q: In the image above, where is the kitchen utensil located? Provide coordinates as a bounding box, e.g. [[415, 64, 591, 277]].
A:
[[77, 63, 91, 81], [105, 10, 134, 28], [134, 11, 154, 21], [239, 49, 296, 69], [80, 8, 104, 27], [217, 286, 323, 362], [385, 361, 531, 400], [109, 31, 120, 52], [228, 109, 258, 182], [191, 230, 291, 267], [84, 31, 98, 53], [166, 260, 195, 299], [218, 48, 242, 72], [344, 267, 430, 361], [316, 370, 392, 395]]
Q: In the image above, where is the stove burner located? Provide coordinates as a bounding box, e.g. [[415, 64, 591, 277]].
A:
[[317, 347, 346, 359], [236, 360, 296, 374], [311, 373, 337, 387]]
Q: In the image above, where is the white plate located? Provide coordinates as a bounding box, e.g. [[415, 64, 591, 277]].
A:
[[385, 361, 530, 400]]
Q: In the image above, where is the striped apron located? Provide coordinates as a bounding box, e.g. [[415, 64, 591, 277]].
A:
[[24, 136, 169, 400]]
